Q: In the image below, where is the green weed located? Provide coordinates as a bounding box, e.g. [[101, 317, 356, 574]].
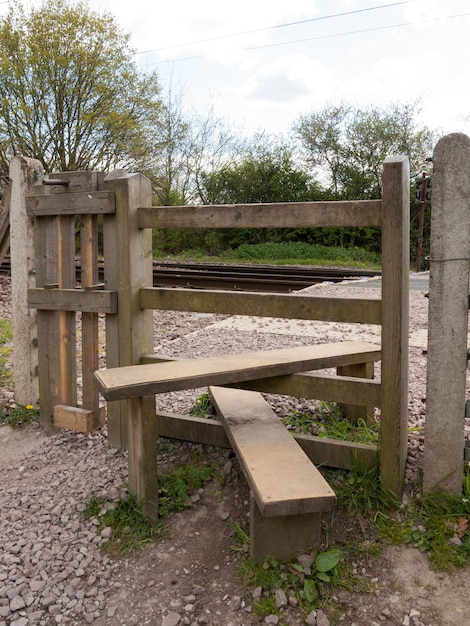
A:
[[187, 393, 215, 418], [83, 456, 216, 554], [0, 318, 13, 386], [0, 404, 39, 427], [377, 465, 470, 569], [237, 549, 343, 617], [83, 493, 165, 554]]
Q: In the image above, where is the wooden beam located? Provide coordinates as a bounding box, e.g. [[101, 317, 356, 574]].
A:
[[26, 191, 115, 216], [209, 386, 336, 517], [138, 200, 382, 229], [53, 404, 105, 433], [95, 341, 381, 401], [139, 288, 382, 325], [154, 411, 377, 470], [28, 288, 117, 313]]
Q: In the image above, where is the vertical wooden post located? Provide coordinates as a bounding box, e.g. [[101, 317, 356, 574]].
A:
[[337, 361, 375, 425], [103, 171, 157, 519], [9, 156, 42, 408], [423, 133, 470, 495], [380, 155, 410, 498]]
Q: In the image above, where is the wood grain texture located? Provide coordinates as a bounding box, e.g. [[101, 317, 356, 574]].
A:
[[94, 341, 381, 401], [209, 386, 336, 517]]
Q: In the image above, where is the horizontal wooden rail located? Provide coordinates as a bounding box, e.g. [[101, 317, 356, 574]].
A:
[[142, 354, 382, 407], [26, 191, 115, 216], [138, 199, 382, 229], [154, 410, 377, 470], [139, 287, 382, 325], [28, 288, 117, 313], [95, 341, 380, 401]]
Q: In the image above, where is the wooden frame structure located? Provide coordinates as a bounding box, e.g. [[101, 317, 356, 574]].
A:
[[15, 155, 410, 523]]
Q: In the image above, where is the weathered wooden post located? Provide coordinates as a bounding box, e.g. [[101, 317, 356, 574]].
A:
[[103, 171, 158, 519], [9, 156, 43, 408], [423, 133, 470, 495], [380, 155, 410, 499]]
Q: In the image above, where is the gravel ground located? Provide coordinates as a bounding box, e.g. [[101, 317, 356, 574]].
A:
[[1, 273, 469, 626]]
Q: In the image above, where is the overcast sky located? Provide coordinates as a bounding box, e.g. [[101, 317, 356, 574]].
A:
[[4, 0, 470, 137]]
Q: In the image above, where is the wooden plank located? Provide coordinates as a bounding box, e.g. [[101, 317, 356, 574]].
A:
[[53, 404, 105, 433], [249, 495, 321, 562], [209, 386, 336, 517], [229, 371, 381, 408], [94, 341, 381, 401], [380, 156, 410, 498], [103, 172, 157, 519], [28, 288, 117, 313], [154, 410, 377, 470], [139, 288, 382, 325], [138, 199, 382, 229], [80, 213, 100, 422], [26, 191, 115, 216], [141, 354, 382, 407]]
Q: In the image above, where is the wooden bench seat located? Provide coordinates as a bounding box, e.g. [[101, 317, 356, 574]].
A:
[[94, 340, 380, 401], [209, 385, 336, 561]]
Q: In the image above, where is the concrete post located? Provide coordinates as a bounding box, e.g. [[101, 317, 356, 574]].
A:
[[9, 156, 44, 408], [423, 133, 470, 495]]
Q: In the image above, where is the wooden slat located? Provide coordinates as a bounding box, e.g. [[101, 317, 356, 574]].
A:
[[209, 386, 336, 516], [142, 354, 382, 406], [139, 288, 382, 325], [154, 410, 377, 470], [229, 371, 382, 408], [380, 156, 410, 498], [94, 341, 381, 401], [53, 404, 105, 433], [138, 200, 382, 229], [26, 191, 115, 216], [80, 213, 100, 421], [28, 288, 117, 313]]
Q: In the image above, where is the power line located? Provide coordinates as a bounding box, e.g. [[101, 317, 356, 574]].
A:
[[135, 0, 415, 56], [247, 11, 470, 51], [140, 10, 470, 68]]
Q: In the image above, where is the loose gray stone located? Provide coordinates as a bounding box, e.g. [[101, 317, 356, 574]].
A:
[[316, 609, 330, 626], [162, 611, 182, 626], [274, 588, 287, 609]]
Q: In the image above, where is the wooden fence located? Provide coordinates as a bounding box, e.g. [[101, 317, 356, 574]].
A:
[[9, 155, 410, 512]]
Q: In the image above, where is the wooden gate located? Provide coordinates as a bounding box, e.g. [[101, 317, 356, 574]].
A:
[[9, 155, 410, 513]]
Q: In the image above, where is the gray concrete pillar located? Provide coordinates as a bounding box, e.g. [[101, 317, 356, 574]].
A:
[[9, 156, 43, 407], [423, 133, 470, 495]]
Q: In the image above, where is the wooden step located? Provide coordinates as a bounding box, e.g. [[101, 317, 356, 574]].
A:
[[94, 341, 380, 401], [209, 385, 336, 560]]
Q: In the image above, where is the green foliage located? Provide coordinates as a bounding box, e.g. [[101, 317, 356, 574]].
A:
[[82, 457, 216, 553], [226, 242, 380, 268], [82, 493, 165, 554], [281, 403, 379, 444], [0, 0, 162, 175], [187, 393, 215, 417], [1, 404, 39, 427], [377, 466, 470, 569], [157, 459, 215, 517], [0, 318, 13, 386], [237, 549, 343, 616]]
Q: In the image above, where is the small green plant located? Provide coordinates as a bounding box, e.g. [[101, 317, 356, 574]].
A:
[[83, 456, 217, 554], [158, 459, 215, 516], [0, 318, 13, 386], [237, 548, 343, 616], [187, 393, 215, 417], [1, 404, 39, 427], [83, 493, 165, 554], [377, 465, 470, 569]]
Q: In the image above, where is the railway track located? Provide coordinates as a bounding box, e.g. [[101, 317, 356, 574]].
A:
[[0, 258, 380, 293]]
